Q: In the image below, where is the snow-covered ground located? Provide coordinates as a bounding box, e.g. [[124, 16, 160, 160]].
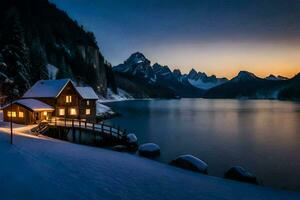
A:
[[0, 130, 299, 200], [99, 88, 133, 102]]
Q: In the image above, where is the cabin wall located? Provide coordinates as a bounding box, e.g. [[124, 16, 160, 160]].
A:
[[3, 104, 33, 125], [78, 99, 96, 122], [56, 81, 81, 119]]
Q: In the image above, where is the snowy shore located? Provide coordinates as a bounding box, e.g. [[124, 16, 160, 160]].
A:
[[0, 129, 299, 200]]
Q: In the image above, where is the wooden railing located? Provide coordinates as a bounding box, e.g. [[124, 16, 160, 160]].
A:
[[43, 117, 127, 140]]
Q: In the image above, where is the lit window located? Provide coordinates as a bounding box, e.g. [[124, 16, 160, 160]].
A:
[[70, 108, 77, 115], [85, 109, 91, 115], [7, 111, 16, 118], [43, 111, 47, 116], [86, 100, 90, 106], [59, 108, 65, 116], [19, 112, 24, 118], [66, 95, 72, 103]]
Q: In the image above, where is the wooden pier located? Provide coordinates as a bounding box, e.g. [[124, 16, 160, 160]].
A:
[[31, 117, 127, 144]]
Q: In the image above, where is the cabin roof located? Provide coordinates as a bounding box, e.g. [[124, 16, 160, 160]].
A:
[[23, 79, 71, 98], [1, 99, 54, 112], [75, 87, 99, 100]]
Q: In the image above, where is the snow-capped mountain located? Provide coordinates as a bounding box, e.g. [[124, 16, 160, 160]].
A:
[[204, 71, 300, 99], [113, 52, 207, 98], [113, 52, 228, 97], [186, 68, 228, 89]]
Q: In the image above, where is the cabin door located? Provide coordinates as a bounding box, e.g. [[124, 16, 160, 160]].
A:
[[35, 112, 39, 123]]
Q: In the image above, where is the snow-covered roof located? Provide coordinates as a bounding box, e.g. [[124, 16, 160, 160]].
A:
[[75, 87, 98, 100], [23, 79, 71, 98], [2, 99, 54, 112]]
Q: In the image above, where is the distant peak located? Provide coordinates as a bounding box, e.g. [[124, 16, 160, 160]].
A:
[[232, 71, 258, 82], [126, 52, 150, 65]]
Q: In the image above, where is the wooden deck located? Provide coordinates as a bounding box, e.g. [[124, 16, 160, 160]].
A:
[[32, 117, 127, 142]]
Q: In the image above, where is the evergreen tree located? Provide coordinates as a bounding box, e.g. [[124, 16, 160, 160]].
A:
[[0, 7, 31, 96], [30, 37, 49, 81]]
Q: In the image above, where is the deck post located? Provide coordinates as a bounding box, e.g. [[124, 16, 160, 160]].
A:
[[55, 117, 57, 127], [64, 118, 66, 127], [101, 124, 104, 133], [85, 121, 87, 128]]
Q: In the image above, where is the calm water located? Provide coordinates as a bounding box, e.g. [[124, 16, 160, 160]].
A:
[[105, 99, 300, 191]]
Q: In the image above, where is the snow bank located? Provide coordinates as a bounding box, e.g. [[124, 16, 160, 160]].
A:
[[0, 132, 298, 200], [96, 101, 114, 115], [171, 155, 208, 174], [99, 88, 133, 102]]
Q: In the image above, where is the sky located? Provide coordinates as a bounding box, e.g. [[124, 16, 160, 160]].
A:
[[51, 0, 300, 78]]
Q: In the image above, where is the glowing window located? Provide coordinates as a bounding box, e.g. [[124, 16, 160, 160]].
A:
[[85, 109, 91, 115], [7, 111, 16, 118], [86, 100, 90, 106], [70, 108, 77, 115], [66, 95, 72, 103], [43, 111, 47, 116], [19, 112, 24, 118], [59, 108, 65, 116]]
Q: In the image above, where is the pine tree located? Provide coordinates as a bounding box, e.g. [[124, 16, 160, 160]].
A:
[[30, 37, 49, 81], [0, 7, 31, 96]]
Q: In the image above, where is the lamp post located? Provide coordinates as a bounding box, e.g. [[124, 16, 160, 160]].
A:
[[10, 97, 13, 144], [5, 78, 14, 145]]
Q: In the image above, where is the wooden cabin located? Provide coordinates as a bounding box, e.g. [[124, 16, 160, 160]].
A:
[[2, 79, 99, 125], [2, 99, 54, 125]]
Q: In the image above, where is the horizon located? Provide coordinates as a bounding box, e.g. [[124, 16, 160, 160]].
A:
[[50, 0, 300, 79]]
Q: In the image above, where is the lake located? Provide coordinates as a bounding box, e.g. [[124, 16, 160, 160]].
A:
[[105, 99, 300, 191]]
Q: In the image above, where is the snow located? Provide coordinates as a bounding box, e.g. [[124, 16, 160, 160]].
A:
[[46, 64, 58, 80], [173, 155, 208, 173], [96, 101, 114, 115], [99, 88, 133, 102], [139, 143, 160, 152], [126, 133, 138, 144], [75, 87, 98, 100], [1, 99, 54, 111], [23, 79, 70, 98], [0, 131, 298, 200]]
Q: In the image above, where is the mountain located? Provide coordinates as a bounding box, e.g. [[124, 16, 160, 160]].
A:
[[113, 52, 207, 98], [265, 74, 288, 81], [0, 0, 115, 97], [204, 71, 300, 99], [186, 68, 228, 90]]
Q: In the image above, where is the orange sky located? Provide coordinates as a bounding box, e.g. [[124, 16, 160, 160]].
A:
[[144, 41, 300, 79]]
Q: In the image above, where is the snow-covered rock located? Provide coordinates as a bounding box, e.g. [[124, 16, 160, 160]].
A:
[[138, 143, 160, 157], [126, 133, 138, 144], [225, 166, 258, 184], [171, 155, 208, 174]]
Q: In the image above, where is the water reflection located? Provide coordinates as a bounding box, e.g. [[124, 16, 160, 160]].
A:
[[106, 99, 300, 191]]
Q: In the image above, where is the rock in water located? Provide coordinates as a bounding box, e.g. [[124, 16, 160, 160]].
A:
[[225, 166, 258, 184], [171, 155, 208, 174], [125, 133, 138, 150], [138, 143, 161, 157]]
